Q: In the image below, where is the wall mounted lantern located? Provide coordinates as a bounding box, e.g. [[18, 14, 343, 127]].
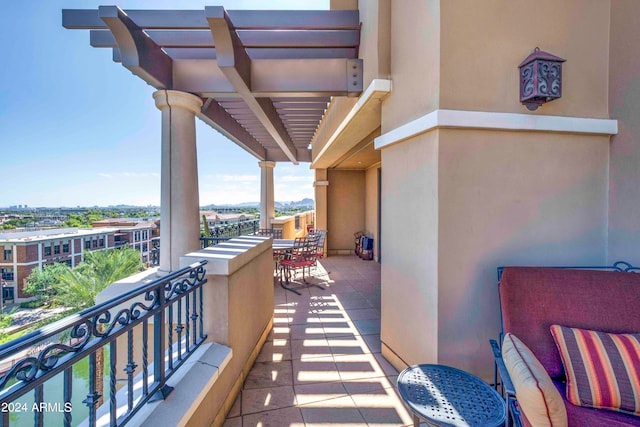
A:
[[518, 47, 565, 111]]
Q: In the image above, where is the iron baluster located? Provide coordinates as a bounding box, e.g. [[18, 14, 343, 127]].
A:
[[125, 330, 137, 411], [199, 285, 204, 340], [167, 303, 174, 372], [176, 299, 183, 361], [63, 367, 72, 427], [82, 352, 101, 427], [151, 281, 172, 402], [110, 341, 117, 427], [34, 385, 44, 427], [142, 320, 149, 397], [191, 291, 197, 347], [185, 291, 191, 353]]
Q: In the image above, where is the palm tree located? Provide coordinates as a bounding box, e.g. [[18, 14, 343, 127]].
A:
[[52, 247, 143, 309], [53, 247, 143, 406]]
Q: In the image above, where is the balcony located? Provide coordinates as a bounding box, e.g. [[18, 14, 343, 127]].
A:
[[0, 236, 411, 426], [0, 260, 212, 427]]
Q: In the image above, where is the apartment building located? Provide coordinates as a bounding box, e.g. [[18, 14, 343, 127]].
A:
[[93, 219, 158, 264], [0, 228, 117, 299]]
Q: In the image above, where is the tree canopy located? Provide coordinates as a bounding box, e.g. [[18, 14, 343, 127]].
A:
[[25, 247, 144, 310]]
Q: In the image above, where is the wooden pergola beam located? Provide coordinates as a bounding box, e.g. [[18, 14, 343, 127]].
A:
[[64, 9, 360, 30], [98, 6, 172, 89], [206, 6, 298, 164]]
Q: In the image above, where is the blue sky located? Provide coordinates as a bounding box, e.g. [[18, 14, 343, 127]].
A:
[[0, 0, 326, 208]]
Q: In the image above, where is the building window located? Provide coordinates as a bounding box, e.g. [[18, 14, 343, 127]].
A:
[[1, 268, 14, 281], [54, 245, 60, 255], [142, 243, 148, 252], [65, 260, 72, 267], [85, 240, 91, 250], [99, 238, 104, 247], [143, 231, 148, 240], [3, 249, 11, 261], [92, 240, 97, 248], [44, 246, 51, 256], [63, 243, 70, 253]]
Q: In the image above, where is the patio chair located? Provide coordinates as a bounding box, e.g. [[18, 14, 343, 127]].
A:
[[279, 235, 323, 294], [310, 229, 327, 259], [255, 228, 282, 239], [308, 229, 328, 274]]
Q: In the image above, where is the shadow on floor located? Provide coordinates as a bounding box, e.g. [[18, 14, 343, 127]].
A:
[[224, 255, 414, 427]]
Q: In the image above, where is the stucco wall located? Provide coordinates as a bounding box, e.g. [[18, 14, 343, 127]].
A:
[[327, 170, 365, 252], [437, 129, 609, 379], [364, 166, 380, 261], [381, 132, 439, 368], [439, 0, 611, 117], [358, 0, 391, 85], [382, 0, 440, 131], [608, 0, 640, 265], [376, 0, 615, 380], [381, 128, 610, 380]]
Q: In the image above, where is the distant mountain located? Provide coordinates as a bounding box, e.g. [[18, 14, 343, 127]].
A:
[[285, 198, 314, 207], [202, 198, 314, 210]]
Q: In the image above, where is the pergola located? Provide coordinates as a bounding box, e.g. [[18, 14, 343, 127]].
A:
[[63, 6, 363, 272]]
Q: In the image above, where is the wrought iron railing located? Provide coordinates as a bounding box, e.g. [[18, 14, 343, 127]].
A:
[[0, 260, 207, 427], [200, 219, 260, 248], [149, 248, 160, 267]]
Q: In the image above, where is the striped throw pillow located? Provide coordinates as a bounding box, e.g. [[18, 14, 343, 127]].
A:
[[550, 325, 640, 415]]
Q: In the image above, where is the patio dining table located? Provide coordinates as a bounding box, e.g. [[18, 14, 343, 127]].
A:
[[272, 239, 295, 251], [272, 239, 294, 279]]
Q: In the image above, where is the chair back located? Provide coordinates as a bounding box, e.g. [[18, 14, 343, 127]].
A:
[[256, 228, 283, 239], [291, 236, 317, 260], [499, 266, 640, 379], [310, 229, 327, 257]]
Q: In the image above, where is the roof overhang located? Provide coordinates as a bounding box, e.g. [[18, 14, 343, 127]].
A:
[[311, 79, 391, 169], [63, 6, 363, 165]]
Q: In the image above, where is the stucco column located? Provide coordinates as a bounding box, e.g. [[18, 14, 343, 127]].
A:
[[314, 168, 329, 231], [153, 90, 203, 273], [259, 161, 276, 229]]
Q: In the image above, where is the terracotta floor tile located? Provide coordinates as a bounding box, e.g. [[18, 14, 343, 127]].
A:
[[345, 308, 381, 321], [224, 256, 405, 426], [292, 356, 341, 385], [289, 337, 332, 360], [227, 394, 241, 418], [243, 360, 293, 390], [241, 406, 305, 427], [352, 319, 381, 336], [301, 406, 367, 426], [256, 339, 292, 363], [294, 381, 349, 405], [241, 385, 296, 415], [221, 416, 241, 427], [362, 334, 382, 353], [334, 354, 386, 382], [288, 323, 325, 340]]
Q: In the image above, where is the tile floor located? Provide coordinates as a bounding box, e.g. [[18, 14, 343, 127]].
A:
[[223, 255, 415, 427]]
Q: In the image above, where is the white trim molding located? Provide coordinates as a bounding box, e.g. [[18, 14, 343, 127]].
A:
[[374, 109, 619, 150]]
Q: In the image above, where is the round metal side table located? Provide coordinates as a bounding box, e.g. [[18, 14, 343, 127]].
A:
[[397, 364, 506, 427]]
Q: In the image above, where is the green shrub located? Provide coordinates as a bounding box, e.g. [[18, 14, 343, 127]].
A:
[[19, 300, 45, 309]]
